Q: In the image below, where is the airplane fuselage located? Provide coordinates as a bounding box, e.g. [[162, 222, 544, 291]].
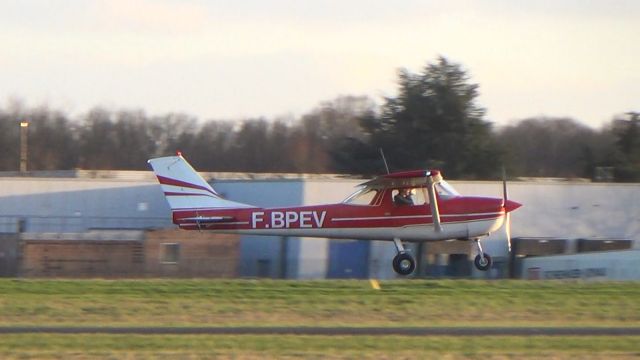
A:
[[173, 191, 512, 242]]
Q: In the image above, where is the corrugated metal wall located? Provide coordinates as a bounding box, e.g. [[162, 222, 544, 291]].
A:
[[0, 178, 172, 232]]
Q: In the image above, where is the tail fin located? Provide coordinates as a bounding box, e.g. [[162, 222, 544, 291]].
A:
[[147, 155, 253, 210]]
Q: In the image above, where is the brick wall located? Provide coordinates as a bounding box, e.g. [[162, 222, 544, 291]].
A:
[[20, 240, 143, 277], [144, 229, 239, 278], [17, 230, 240, 278]]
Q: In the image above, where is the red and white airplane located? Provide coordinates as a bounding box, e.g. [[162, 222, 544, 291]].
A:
[[148, 154, 521, 275]]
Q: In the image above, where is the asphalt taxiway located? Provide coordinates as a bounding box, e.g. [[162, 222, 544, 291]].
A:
[[0, 327, 639, 336]]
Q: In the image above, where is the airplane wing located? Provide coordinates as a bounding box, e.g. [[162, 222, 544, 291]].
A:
[[360, 170, 442, 189], [360, 169, 444, 233]]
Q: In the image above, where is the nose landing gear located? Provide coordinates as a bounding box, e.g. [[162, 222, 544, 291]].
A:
[[473, 239, 492, 271]]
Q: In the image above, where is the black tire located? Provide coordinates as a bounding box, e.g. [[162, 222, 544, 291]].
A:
[[392, 252, 416, 275], [474, 253, 492, 271]]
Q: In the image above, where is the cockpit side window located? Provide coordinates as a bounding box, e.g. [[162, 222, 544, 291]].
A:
[[392, 188, 428, 207], [393, 189, 414, 206]]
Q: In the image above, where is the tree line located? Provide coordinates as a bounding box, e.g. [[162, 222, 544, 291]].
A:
[[0, 56, 638, 181]]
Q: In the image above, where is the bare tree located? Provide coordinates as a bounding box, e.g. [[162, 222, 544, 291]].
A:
[[497, 117, 602, 178]]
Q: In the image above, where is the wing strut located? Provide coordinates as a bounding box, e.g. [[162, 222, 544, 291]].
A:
[[426, 175, 443, 232]]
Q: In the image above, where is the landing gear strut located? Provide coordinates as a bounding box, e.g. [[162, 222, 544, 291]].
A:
[[473, 239, 492, 271], [392, 238, 415, 275]]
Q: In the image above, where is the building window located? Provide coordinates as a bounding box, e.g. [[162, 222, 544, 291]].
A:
[[161, 243, 180, 264]]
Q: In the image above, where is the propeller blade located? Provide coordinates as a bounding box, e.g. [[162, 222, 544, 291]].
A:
[[501, 166, 508, 207], [502, 166, 512, 252], [505, 212, 512, 252]]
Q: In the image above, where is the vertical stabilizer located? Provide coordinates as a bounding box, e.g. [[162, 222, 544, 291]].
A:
[[147, 155, 253, 210]]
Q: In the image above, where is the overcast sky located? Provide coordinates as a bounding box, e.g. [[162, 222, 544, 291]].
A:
[[1, 0, 638, 128]]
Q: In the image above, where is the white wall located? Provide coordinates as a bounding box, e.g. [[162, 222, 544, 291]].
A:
[[452, 181, 640, 259], [521, 250, 640, 280]]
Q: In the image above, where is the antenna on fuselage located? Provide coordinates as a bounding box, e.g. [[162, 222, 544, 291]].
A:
[[379, 148, 390, 174]]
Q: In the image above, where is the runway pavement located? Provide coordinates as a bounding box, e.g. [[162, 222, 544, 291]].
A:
[[1, 326, 639, 336]]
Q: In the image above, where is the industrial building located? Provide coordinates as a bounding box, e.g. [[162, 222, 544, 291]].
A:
[[0, 170, 638, 279], [0, 229, 238, 278]]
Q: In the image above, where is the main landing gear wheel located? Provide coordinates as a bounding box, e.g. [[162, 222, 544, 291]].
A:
[[474, 253, 492, 271], [391, 238, 416, 276], [392, 252, 416, 275]]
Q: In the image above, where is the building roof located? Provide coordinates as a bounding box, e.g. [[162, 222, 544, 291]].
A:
[[0, 169, 359, 182]]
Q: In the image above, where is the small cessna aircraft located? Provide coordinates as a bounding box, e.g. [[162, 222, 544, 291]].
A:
[[148, 154, 521, 275]]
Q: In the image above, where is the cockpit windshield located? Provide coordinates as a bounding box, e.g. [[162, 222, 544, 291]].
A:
[[435, 180, 460, 199], [342, 187, 378, 205]]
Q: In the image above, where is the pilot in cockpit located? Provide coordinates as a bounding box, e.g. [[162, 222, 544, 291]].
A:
[[394, 188, 414, 206]]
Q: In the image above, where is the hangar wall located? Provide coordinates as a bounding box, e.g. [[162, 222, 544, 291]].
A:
[[452, 181, 640, 259], [0, 170, 638, 279], [214, 179, 305, 278], [0, 175, 171, 232]]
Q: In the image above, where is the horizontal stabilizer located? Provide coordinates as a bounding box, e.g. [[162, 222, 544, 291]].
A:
[[180, 215, 235, 223]]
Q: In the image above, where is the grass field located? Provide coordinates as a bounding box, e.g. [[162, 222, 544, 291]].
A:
[[1, 279, 639, 327], [0, 279, 639, 358], [0, 335, 639, 359]]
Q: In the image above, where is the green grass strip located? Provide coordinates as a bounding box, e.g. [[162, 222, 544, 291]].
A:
[[0, 279, 639, 327], [0, 334, 639, 359]]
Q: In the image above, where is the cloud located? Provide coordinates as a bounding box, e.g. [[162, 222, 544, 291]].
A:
[[0, 1, 638, 124], [90, 0, 209, 34]]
